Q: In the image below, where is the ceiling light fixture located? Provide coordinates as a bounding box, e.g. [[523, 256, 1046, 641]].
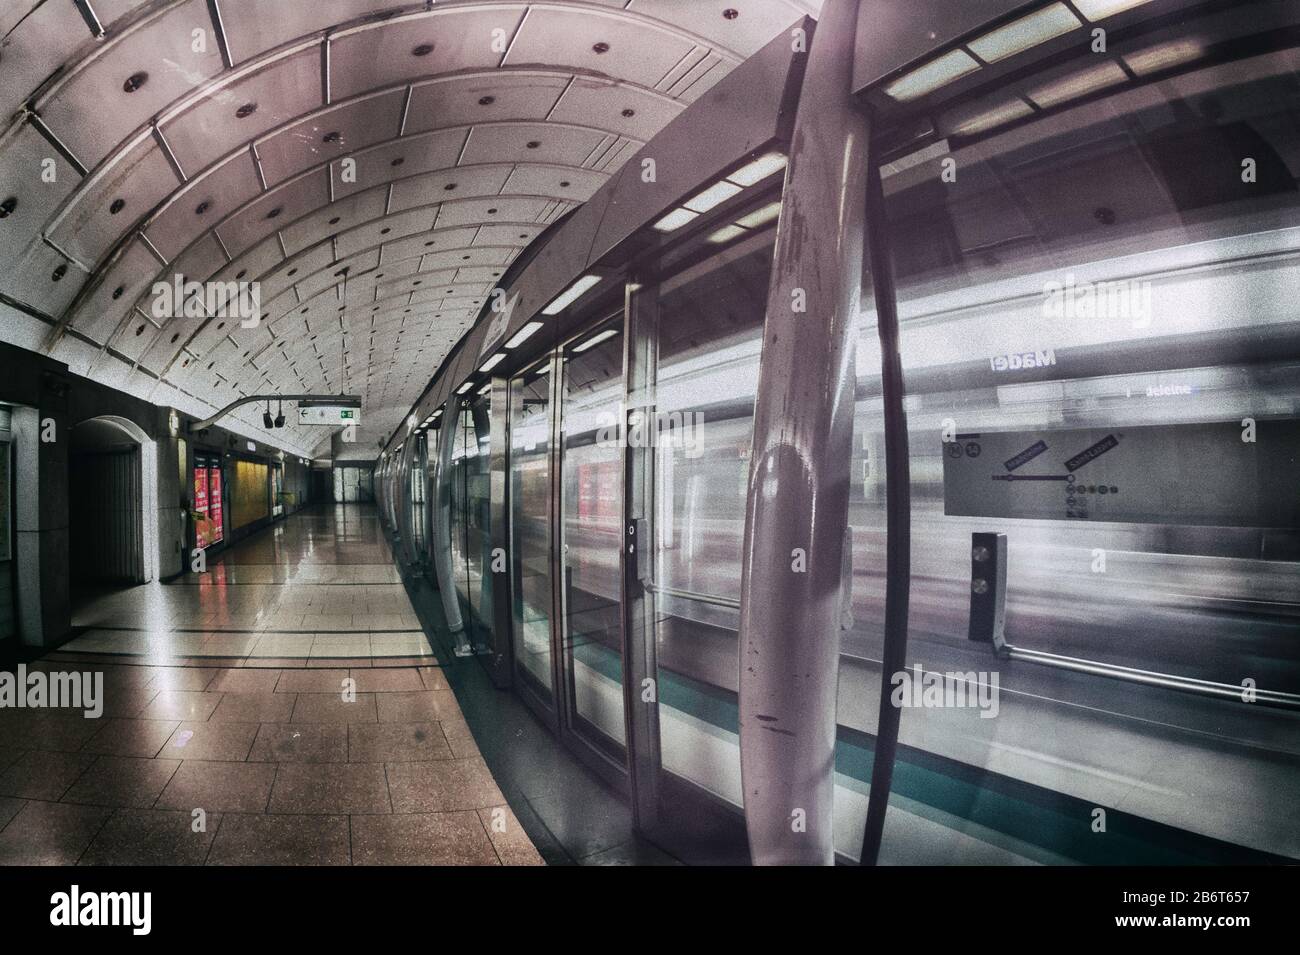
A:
[[883, 48, 982, 102], [479, 353, 506, 373], [572, 328, 620, 353], [504, 321, 543, 349], [726, 152, 788, 187], [1122, 38, 1206, 76], [967, 3, 1081, 63], [1026, 60, 1128, 108], [541, 275, 602, 316], [683, 180, 743, 214], [1073, 0, 1157, 20], [653, 207, 699, 233]]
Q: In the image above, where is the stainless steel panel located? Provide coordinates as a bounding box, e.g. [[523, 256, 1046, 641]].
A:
[[0, 119, 81, 264], [387, 162, 512, 214], [67, 235, 163, 342], [145, 148, 261, 261], [47, 127, 181, 268], [158, 43, 324, 175], [279, 184, 386, 254], [213, 166, 328, 257], [404, 72, 569, 135], [503, 6, 696, 90], [328, 5, 526, 102], [253, 87, 405, 187], [36, 0, 223, 168]]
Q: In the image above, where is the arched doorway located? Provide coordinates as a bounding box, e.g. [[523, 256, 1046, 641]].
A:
[[69, 416, 159, 586]]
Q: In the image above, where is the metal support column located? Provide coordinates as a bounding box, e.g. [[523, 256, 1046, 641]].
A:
[[484, 376, 513, 684], [737, 0, 867, 866], [858, 125, 914, 869], [621, 276, 662, 831]]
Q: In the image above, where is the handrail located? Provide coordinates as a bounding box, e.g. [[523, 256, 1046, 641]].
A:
[[644, 583, 741, 611], [996, 643, 1300, 711]]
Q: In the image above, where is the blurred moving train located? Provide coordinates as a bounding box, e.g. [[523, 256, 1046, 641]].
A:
[[380, 0, 1300, 864]]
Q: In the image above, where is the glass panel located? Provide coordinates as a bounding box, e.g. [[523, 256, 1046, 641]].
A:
[[466, 392, 493, 647], [851, 47, 1300, 863], [560, 319, 627, 758], [410, 438, 426, 552], [449, 406, 473, 621], [509, 361, 555, 701], [648, 234, 774, 808]]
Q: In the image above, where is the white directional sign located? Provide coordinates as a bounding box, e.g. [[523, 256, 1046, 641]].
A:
[[297, 406, 360, 426]]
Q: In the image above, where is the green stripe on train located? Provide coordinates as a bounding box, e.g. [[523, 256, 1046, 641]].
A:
[[572, 640, 1290, 865]]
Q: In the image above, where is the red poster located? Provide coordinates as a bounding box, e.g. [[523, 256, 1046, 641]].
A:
[[209, 467, 224, 543], [194, 466, 211, 549]]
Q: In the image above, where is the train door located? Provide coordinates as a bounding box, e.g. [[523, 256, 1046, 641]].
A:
[[624, 228, 779, 861], [556, 314, 629, 775], [507, 357, 559, 722], [449, 392, 495, 652]]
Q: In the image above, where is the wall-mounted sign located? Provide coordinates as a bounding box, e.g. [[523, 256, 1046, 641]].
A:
[[943, 419, 1300, 528], [298, 406, 360, 426]]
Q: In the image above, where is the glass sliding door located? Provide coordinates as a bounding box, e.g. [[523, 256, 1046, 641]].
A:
[[639, 231, 776, 857], [559, 316, 628, 764], [508, 359, 556, 710], [449, 394, 495, 651]]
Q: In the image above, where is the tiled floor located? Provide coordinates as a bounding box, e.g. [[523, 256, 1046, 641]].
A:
[[0, 504, 541, 866]]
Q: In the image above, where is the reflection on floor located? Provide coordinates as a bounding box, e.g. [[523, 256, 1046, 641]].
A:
[[0, 504, 541, 865]]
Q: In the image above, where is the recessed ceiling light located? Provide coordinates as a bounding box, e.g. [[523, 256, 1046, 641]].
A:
[[883, 48, 981, 102], [236, 102, 258, 118], [683, 180, 743, 214], [947, 97, 1035, 136], [573, 328, 619, 353], [1122, 38, 1206, 75], [727, 151, 787, 187], [122, 72, 148, 93], [504, 321, 543, 349], [967, 4, 1081, 64], [1073, 0, 1157, 19], [736, 200, 782, 229], [542, 274, 601, 315], [1026, 60, 1128, 108], [707, 225, 747, 244]]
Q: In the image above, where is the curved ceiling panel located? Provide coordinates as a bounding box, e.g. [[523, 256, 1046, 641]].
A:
[[0, 0, 821, 457]]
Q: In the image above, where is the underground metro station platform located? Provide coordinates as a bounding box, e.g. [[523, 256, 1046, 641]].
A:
[[0, 0, 1297, 930]]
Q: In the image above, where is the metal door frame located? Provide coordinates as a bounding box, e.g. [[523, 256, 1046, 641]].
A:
[[548, 308, 633, 791], [503, 355, 562, 728]]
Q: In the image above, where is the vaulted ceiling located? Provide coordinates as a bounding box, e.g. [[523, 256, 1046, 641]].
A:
[[0, 0, 820, 457]]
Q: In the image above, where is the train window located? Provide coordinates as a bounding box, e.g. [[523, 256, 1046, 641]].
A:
[[848, 45, 1300, 862], [508, 360, 555, 706], [643, 229, 775, 809], [559, 316, 628, 760]]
